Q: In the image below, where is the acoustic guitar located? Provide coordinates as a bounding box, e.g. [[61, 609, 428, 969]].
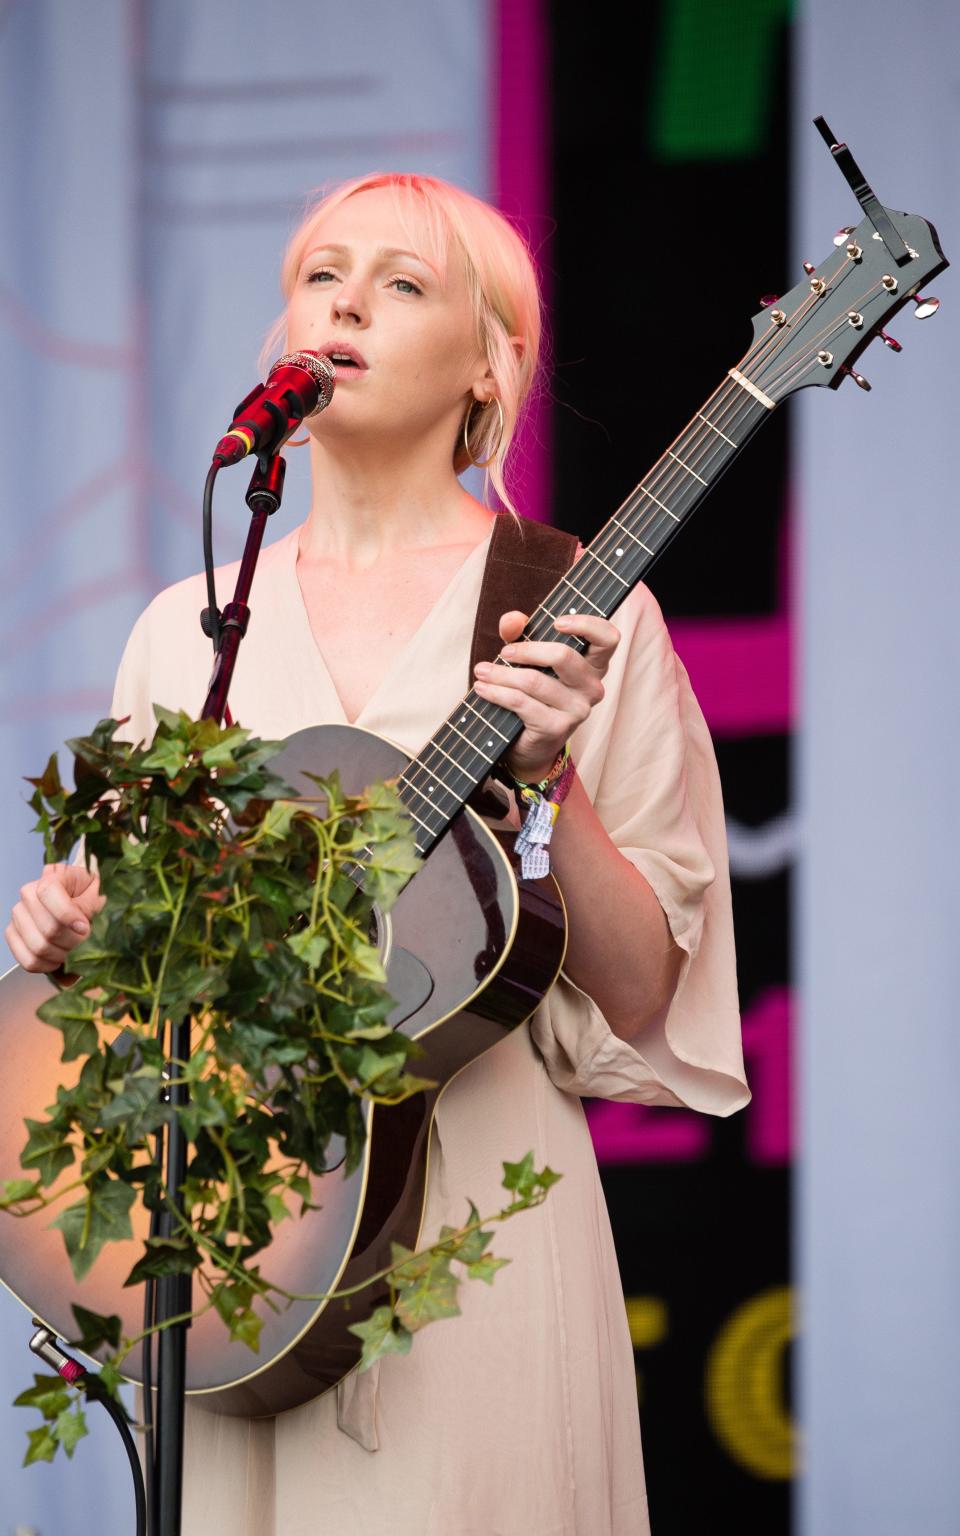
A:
[[0, 187, 946, 1417]]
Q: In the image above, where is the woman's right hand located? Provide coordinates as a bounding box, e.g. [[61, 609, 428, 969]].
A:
[[5, 863, 104, 974]]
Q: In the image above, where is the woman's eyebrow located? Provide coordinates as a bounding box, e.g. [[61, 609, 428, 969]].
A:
[[303, 242, 439, 276]]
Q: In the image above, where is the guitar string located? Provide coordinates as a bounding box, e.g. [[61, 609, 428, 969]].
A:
[[397, 253, 891, 838], [760, 276, 891, 397]]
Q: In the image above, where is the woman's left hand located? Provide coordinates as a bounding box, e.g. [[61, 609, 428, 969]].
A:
[[473, 609, 621, 784]]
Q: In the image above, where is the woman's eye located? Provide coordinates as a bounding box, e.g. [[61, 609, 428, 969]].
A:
[[391, 276, 423, 296], [307, 268, 336, 283]]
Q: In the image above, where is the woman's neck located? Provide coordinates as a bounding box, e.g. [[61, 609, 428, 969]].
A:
[[299, 428, 494, 568]]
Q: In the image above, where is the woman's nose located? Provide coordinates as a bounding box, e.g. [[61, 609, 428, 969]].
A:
[[332, 282, 368, 326]]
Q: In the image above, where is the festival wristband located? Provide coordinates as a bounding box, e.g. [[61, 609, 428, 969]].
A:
[[510, 745, 575, 879]]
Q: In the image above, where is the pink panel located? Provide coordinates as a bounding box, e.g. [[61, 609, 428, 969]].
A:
[[586, 986, 793, 1165], [669, 614, 792, 736], [493, 0, 551, 524]]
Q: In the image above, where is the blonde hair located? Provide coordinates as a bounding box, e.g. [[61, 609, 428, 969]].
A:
[[262, 172, 543, 516]]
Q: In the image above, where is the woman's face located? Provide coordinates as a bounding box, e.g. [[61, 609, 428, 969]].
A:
[[284, 187, 489, 451]]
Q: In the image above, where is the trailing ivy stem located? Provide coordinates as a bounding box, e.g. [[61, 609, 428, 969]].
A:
[[112, 1296, 216, 1373], [148, 873, 189, 1035]]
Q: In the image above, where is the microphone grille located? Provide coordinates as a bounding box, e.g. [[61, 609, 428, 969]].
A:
[[270, 350, 336, 412]]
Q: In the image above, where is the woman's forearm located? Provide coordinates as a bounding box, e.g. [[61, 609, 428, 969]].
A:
[[544, 773, 683, 1040]]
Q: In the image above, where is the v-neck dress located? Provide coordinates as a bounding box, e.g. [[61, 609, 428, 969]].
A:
[[109, 521, 750, 1536]]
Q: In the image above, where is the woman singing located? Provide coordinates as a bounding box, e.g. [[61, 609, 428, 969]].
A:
[[5, 172, 750, 1535]]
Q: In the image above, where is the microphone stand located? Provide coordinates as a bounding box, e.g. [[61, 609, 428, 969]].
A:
[[150, 452, 287, 1536]]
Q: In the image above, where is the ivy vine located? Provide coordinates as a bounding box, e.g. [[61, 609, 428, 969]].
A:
[[1, 709, 559, 1464]]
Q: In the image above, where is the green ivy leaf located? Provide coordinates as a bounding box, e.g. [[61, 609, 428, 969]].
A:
[[393, 1249, 461, 1333], [347, 1305, 413, 1372], [200, 727, 253, 771], [14, 1373, 71, 1421], [52, 1179, 136, 1281], [258, 800, 297, 840], [54, 1404, 88, 1457], [24, 1423, 59, 1465], [453, 1206, 495, 1265], [25, 750, 64, 802], [0, 1177, 39, 1204], [176, 1077, 227, 1142], [229, 1307, 263, 1352], [124, 1235, 199, 1287], [464, 1255, 511, 1285], [20, 1118, 74, 1187], [285, 926, 330, 968], [263, 1192, 291, 1225], [35, 988, 99, 1061], [96, 1360, 124, 1398], [501, 1151, 537, 1199], [139, 730, 188, 778], [99, 1068, 166, 1139], [70, 1304, 123, 1352]]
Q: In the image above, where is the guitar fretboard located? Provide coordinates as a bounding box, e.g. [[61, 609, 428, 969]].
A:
[[396, 374, 772, 856]]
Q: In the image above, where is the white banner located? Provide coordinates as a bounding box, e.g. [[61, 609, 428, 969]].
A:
[[795, 3, 960, 1532], [0, 2, 490, 1525]]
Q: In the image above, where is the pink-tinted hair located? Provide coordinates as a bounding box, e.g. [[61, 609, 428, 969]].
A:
[[261, 171, 543, 516]]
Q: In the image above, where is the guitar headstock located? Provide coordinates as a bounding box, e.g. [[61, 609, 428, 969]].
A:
[[741, 206, 947, 402]]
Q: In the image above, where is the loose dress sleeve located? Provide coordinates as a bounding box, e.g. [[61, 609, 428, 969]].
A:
[[107, 566, 230, 743], [528, 582, 751, 1117]]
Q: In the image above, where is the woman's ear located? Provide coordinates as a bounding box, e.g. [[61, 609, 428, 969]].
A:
[[473, 336, 524, 401]]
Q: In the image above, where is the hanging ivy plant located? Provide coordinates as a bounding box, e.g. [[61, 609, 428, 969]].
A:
[[1, 709, 559, 1464]]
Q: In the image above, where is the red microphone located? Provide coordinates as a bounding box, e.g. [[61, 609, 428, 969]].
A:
[[213, 350, 336, 466]]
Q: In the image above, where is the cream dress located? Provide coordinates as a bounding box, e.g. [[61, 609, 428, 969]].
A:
[[110, 520, 750, 1536]]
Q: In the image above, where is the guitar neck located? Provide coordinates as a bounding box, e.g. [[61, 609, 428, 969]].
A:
[[396, 372, 774, 856]]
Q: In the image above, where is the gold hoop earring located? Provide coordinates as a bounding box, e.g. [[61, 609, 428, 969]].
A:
[[286, 432, 311, 448], [462, 396, 505, 469]]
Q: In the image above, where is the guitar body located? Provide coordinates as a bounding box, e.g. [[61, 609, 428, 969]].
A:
[[0, 723, 566, 1416]]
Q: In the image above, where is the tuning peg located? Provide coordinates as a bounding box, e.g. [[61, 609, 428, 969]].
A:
[[759, 294, 780, 307], [833, 226, 855, 246], [911, 294, 940, 318], [841, 365, 871, 391], [879, 330, 902, 352], [802, 261, 817, 275]]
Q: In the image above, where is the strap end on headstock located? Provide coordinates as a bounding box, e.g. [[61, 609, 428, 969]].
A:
[[813, 115, 912, 266]]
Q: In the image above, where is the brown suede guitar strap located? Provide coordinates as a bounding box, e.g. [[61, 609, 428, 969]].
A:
[[469, 512, 580, 681]]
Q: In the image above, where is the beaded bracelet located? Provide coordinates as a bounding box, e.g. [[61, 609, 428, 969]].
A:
[[509, 744, 576, 879]]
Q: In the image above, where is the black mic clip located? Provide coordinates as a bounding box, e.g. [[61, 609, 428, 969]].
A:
[[200, 605, 222, 640]]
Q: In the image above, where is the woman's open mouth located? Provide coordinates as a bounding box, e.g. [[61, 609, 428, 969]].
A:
[[319, 343, 369, 378]]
